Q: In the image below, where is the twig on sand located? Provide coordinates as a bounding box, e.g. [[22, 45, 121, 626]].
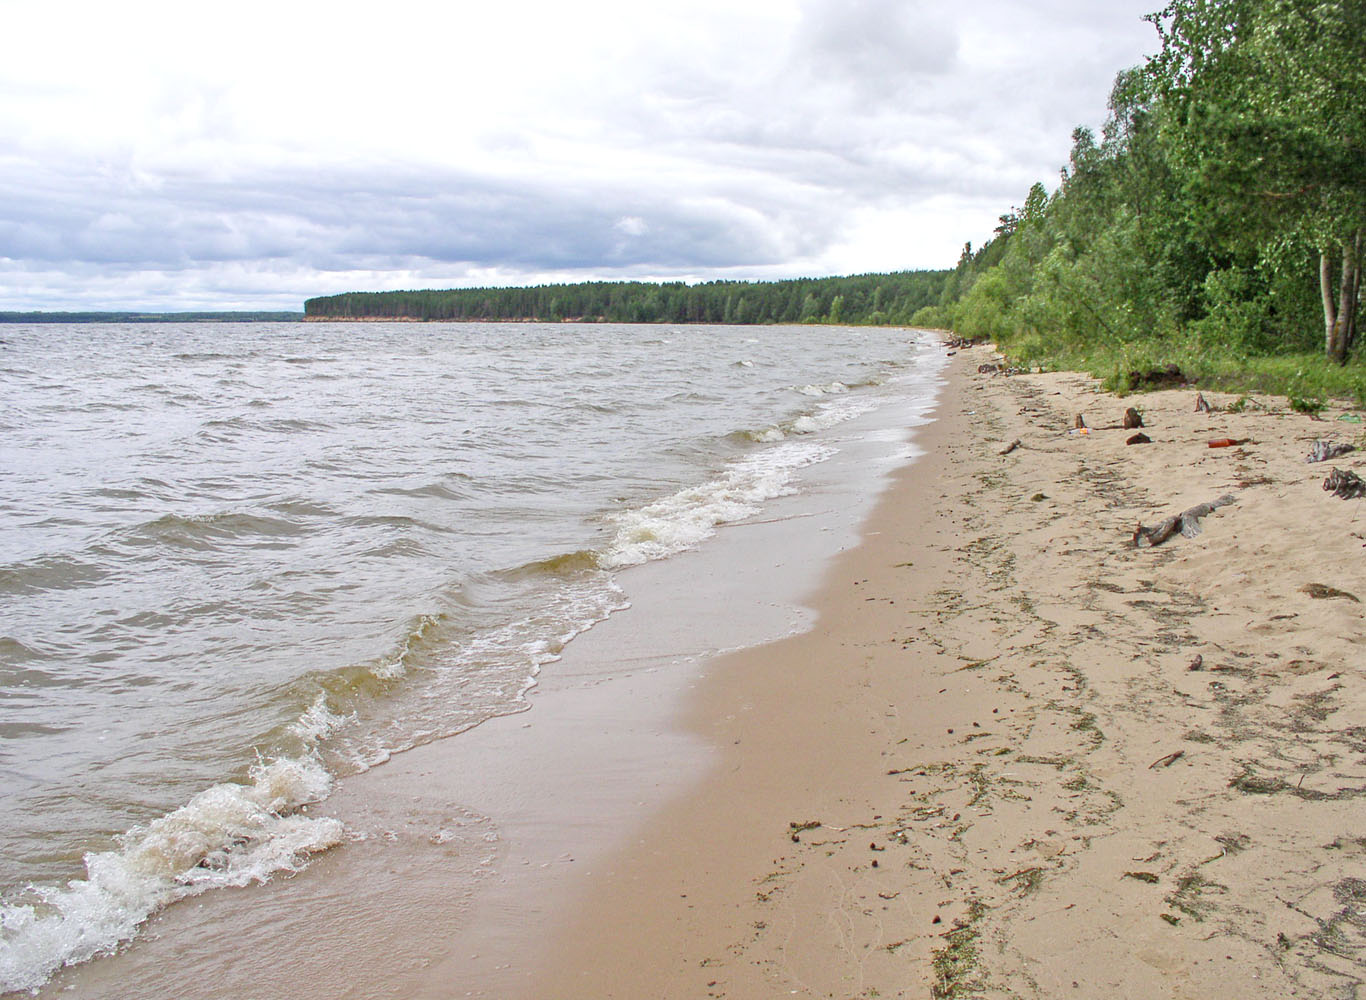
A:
[[999, 438, 1022, 456], [1149, 750, 1186, 769]]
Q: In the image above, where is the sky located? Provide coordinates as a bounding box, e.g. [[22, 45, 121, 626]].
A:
[[0, 0, 1161, 312]]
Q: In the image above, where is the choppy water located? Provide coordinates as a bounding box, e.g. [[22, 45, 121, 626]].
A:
[[0, 320, 942, 992]]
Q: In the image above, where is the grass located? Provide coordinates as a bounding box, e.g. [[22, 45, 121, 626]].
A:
[[994, 336, 1366, 407]]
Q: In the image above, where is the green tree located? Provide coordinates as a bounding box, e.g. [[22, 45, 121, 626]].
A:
[[1146, 0, 1366, 360]]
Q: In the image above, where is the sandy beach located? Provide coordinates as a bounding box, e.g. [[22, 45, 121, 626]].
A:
[[517, 347, 1366, 999]]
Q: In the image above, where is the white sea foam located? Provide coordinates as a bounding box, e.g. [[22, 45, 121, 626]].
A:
[[0, 756, 343, 994], [371, 613, 444, 681], [746, 391, 882, 443], [796, 381, 849, 396], [289, 694, 348, 746], [602, 441, 833, 568]]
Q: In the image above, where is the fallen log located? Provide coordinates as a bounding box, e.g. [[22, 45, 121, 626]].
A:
[[1132, 495, 1237, 548]]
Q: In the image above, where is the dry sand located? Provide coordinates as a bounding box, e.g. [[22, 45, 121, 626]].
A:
[[520, 348, 1366, 999]]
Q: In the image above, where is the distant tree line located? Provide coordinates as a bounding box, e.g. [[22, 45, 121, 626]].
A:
[[916, 0, 1364, 369], [0, 311, 304, 323], [304, 272, 949, 326]]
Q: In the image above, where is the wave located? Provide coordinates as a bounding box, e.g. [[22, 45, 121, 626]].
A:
[[602, 439, 832, 568], [0, 554, 109, 597], [171, 352, 237, 363], [122, 511, 305, 550], [741, 388, 883, 444], [0, 756, 343, 994], [496, 549, 603, 581], [371, 480, 473, 502]]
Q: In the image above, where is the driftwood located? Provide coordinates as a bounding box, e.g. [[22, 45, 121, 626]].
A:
[[1194, 393, 1212, 413], [1123, 407, 1144, 429], [1132, 495, 1236, 548], [1323, 467, 1366, 499], [999, 438, 1022, 456], [1306, 440, 1357, 464], [1126, 432, 1151, 445], [1149, 750, 1186, 769]]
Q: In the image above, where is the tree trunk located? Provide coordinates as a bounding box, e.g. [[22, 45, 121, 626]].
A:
[[1322, 249, 1339, 360], [1345, 230, 1362, 358], [1323, 235, 1361, 364]]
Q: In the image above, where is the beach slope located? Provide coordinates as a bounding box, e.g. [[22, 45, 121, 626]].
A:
[[523, 350, 1366, 999]]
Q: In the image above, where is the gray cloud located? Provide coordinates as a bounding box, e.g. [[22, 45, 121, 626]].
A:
[[0, 1, 1161, 311], [794, 0, 960, 93]]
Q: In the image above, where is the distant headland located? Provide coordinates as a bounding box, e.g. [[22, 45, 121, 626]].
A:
[[302, 272, 951, 326], [0, 311, 305, 324]]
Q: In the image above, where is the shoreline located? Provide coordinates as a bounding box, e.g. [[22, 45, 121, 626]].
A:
[[28, 349, 1365, 998], [517, 350, 1366, 998], [29, 344, 944, 1000]]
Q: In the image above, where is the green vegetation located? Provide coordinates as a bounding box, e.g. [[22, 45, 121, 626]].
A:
[[918, 0, 1365, 400], [303, 272, 948, 326]]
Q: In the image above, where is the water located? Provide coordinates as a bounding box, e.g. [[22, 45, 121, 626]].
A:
[[0, 321, 943, 992]]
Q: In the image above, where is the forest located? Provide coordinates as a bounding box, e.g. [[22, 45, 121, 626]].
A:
[[913, 0, 1364, 398], [304, 272, 948, 327]]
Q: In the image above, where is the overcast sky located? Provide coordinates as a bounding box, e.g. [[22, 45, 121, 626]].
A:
[[0, 0, 1160, 312]]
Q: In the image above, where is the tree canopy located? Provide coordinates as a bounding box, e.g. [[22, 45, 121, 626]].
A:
[[923, 0, 1364, 368]]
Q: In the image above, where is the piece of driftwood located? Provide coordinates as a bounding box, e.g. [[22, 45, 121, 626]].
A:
[[1194, 392, 1211, 413], [1123, 407, 1144, 429], [1187, 654, 1204, 671], [1132, 495, 1236, 547], [1306, 440, 1357, 464], [1323, 467, 1366, 499], [1126, 432, 1151, 445], [999, 438, 1022, 455], [1149, 750, 1185, 769]]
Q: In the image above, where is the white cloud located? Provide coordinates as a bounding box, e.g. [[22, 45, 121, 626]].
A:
[[0, 0, 1160, 310]]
